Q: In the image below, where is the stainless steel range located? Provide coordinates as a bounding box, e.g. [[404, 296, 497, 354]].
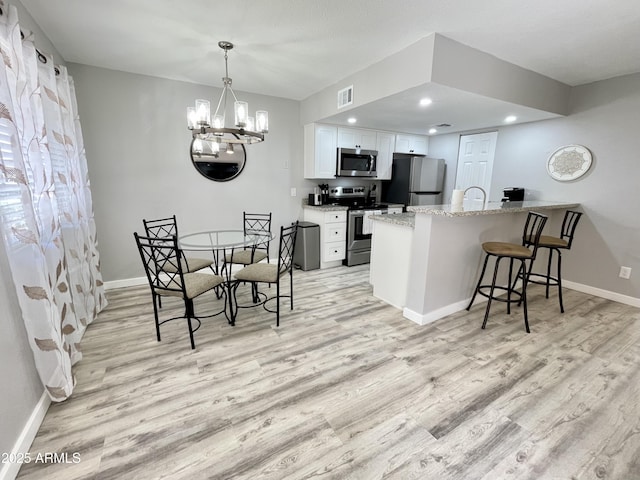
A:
[[328, 186, 388, 266]]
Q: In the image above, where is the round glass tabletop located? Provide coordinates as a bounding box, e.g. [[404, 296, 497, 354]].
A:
[[179, 230, 273, 251]]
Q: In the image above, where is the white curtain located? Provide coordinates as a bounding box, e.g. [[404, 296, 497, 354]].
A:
[[0, 4, 106, 401]]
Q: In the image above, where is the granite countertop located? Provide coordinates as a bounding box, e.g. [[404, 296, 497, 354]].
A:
[[408, 201, 580, 217], [302, 203, 348, 212], [371, 212, 415, 227], [302, 202, 403, 212]]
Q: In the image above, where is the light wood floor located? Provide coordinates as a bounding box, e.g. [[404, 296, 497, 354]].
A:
[[17, 265, 640, 480]]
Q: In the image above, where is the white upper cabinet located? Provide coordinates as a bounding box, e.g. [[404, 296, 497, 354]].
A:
[[337, 127, 377, 150], [395, 134, 428, 155], [304, 124, 428, 179], [304, 124, 337, 179], [375, 132, 395, 180]]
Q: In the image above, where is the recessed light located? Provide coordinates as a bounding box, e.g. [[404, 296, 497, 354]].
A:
[[428, 128, 437, 134], [504, 115, 517, 123], [347, 117, 357, 124], [419, 98, 433, 107]]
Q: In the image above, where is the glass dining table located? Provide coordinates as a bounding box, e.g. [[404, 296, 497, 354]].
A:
[[179, 230, 274, 325]]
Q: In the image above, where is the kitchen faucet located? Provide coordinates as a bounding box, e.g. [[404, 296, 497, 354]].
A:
[[464, 186, 487, 208]]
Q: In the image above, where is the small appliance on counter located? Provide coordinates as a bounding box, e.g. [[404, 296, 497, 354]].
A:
[[502, 187, 525, 202], [318, 184, 330, 204], [308, 188, 323, 206]]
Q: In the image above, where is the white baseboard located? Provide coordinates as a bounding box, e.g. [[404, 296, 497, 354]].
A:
[[401, 279, 640, 326], [103, 276, 147, 290], [0, 392, 51, 480], [563, 280, 640, 308], [404, 299, 472, 326]]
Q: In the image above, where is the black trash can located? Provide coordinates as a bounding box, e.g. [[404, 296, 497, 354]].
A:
[[293, 221, 320, 271]]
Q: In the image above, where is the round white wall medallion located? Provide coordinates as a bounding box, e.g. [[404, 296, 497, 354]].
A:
[[547, 144, 592, 181]]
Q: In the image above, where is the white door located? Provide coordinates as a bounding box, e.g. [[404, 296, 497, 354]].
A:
[[454, 132, 498, 207]]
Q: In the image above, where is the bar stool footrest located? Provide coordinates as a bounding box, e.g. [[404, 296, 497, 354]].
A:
[[526, 272, 560, 287], [477, 285, 523, 304]]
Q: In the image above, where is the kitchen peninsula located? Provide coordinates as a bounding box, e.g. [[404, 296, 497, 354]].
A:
[[369, 201, 580, 325]]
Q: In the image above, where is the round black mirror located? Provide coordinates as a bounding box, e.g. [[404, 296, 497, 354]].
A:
[[190, 135, 246, 181]]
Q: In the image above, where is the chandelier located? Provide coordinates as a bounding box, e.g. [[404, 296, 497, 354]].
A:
[[187, 41, 268, 157]]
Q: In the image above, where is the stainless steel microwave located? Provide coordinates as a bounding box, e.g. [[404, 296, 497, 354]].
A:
[[336, 148, 377, 177]]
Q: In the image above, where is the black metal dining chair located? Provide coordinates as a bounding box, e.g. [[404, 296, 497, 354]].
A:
[[143, 215, 214, 274], [233, 222, 298, 326], [134, 233, 225, 349], [224, 212, 272, 266]]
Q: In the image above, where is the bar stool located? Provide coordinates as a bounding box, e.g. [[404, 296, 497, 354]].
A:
[[466, 211, 548, 333], [523, 210, 582, 313]]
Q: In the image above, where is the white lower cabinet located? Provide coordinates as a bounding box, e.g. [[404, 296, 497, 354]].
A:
[[303, 208, 347, 269]]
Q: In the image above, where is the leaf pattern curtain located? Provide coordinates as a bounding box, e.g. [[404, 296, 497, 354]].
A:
[[0, 3, 106, 401]]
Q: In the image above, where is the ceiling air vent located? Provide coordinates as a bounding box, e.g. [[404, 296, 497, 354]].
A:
[[435, 123, 452, 128], [337, 85, 353, 109]]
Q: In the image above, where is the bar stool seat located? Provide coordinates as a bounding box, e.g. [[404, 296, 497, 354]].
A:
[[537, 235, 568, 248], [482, 242, 534, 258], [523, 210, 582, 313], [467, 211, 548, 333]]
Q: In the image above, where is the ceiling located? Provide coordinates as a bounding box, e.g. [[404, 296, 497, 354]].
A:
[[19, 0, 640, 135]]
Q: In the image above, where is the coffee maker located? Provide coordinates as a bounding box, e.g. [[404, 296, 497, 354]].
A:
[[318, 184, 329, 204], [502, 187, 525, 202]]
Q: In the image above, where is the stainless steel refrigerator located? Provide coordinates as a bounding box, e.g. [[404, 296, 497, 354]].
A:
[[381, 154, 446, 206]]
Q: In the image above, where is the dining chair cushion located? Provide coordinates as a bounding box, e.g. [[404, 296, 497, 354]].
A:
[[224, 250, 268, 265], [482, 241, 533, 259], [235, 263, 281, 284], [162, 256, 213, 273], [156, 273, 224, 299]]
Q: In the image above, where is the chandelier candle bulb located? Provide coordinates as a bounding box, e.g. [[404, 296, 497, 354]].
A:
[[246, 116, 255, 132], [256, 111, 269, 133], [193, 138, 203, 154], [234, 101, 248, 127], [212, 115, 224, 131], [195, 99, 210, 126], [187, 107, 197, 129]]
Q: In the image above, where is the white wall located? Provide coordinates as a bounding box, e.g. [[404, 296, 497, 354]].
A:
[[67, 64, 314, 282], [428, 72, 640, 299]]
